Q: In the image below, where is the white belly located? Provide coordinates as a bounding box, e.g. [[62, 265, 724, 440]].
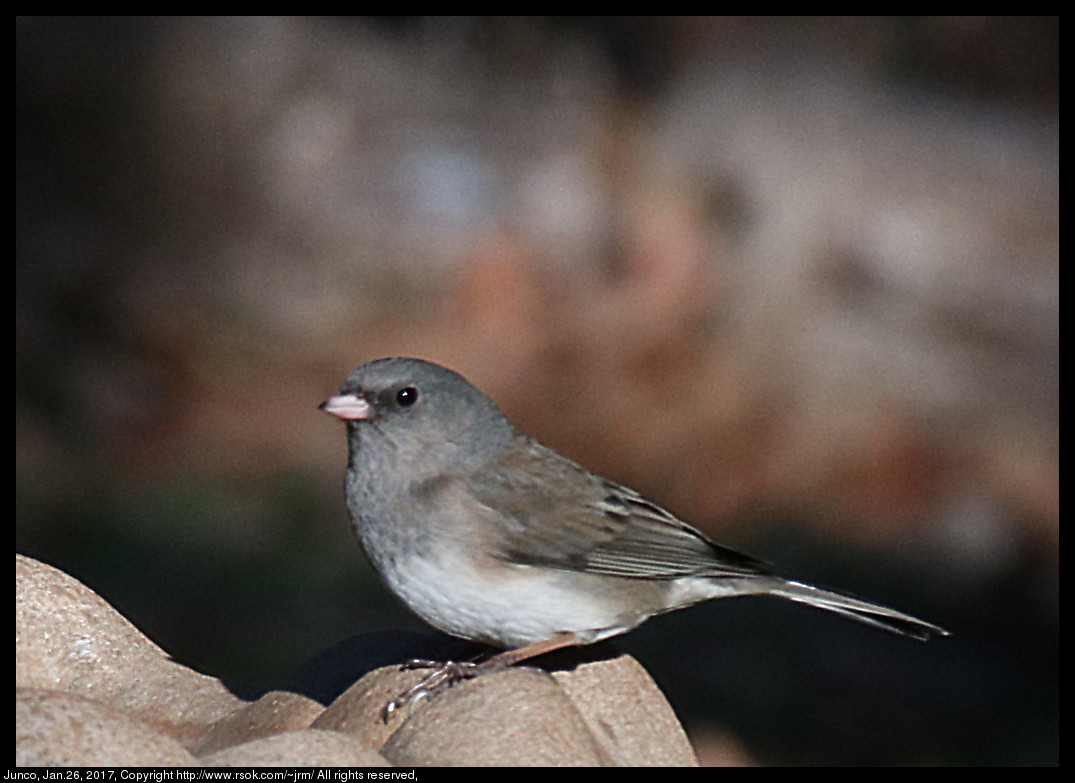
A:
[[378, 548, 634, 648]]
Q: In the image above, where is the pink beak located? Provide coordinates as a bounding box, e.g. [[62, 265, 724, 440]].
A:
[[321, 393, 371, 421]]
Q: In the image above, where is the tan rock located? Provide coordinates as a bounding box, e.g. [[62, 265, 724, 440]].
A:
[[312, 664, 433, 750], [553, 654, 698, 766], [15, 554, 244, 746], [318, 650, 700, 766], [192, 690, 325, 757], [16, 688, 198, 767], [202, 729, 390, 767], [14, 556, 700, 767], [380, 667, 612, 766]]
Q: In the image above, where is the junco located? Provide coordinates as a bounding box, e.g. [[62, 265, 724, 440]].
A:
[[322, 357, 947, 716]]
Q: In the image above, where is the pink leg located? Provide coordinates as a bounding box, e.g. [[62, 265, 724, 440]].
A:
[[383, 632, 582, 721]]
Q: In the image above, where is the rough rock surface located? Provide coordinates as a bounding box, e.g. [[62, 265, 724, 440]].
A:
[[15, 555, 698, 766]]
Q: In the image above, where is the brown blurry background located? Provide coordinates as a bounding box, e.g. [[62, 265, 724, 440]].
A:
[[16, 17, 1058, 765]]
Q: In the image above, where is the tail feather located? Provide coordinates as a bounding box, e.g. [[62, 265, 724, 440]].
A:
[[766, 580, 949, 641]]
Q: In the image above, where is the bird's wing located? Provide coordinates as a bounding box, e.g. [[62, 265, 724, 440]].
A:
[[464, 436, 771, 580]]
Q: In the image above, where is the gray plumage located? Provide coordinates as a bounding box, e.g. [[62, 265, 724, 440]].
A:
[[323, 357, 947, 661]]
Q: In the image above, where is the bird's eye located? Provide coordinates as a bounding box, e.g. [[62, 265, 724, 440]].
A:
[[396, 386, 419, 407]]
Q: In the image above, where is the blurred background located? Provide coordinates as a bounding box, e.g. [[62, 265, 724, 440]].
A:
[[16, 17, 1057, 765]]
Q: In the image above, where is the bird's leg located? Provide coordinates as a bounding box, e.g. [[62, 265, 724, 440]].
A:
[[382, 660, 483, 720], [476, 632, 582, 671], [398, 658, 473, 671], [382, 632, 581, 721]]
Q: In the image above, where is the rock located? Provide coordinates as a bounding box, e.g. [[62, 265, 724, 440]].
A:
[[553, 654, 698, 765], [14, 555, 699, 766], [16, 554, 244, 747], [380, 667, 611, 766], [192, 690, 325, 757], [16, 689, 198, 767], [312, 664, 435, 750], [202, 729, 389, 767]]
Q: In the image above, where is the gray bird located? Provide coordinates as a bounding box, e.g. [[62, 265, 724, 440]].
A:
[[322, 357, 947, 715]]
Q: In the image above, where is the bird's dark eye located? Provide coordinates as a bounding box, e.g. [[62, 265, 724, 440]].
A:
[[396, 386, 419, 407]]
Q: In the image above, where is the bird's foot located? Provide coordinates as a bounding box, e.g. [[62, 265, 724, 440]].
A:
[[382, 659, 484, 722], [381, 634, 581, 722]]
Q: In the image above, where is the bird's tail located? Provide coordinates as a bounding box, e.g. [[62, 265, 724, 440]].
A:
[[761, 579, 948, 640]]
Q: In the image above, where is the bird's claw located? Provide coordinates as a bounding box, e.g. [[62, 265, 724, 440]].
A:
[[399, 658, 446, 671], [382, 660, 483, 723]]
